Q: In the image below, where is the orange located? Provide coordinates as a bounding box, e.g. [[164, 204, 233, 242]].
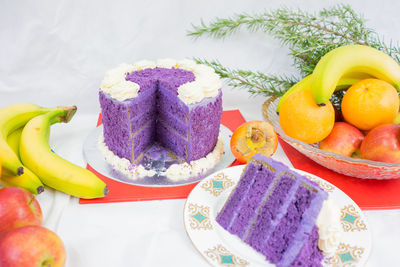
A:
[[230, 121, 278, 164], [279, 89, 335, 144], [341, 79, 399, 130]]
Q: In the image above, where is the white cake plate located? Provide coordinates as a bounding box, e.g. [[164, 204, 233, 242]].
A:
[[184, 165, 372, 267], [83, 125, 235, 187]]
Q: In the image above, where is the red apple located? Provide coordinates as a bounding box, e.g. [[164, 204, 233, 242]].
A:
[[0, 225, 66, 267], [360, 124, 400, 163], [0, 187, 42, 236], [319, 122, 364, 157]]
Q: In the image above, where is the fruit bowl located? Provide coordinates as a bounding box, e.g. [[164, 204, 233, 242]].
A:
[[263, 97, 400, 179]]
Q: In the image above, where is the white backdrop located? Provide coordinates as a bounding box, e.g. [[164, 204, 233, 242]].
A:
[[1, 0, 400, 266]]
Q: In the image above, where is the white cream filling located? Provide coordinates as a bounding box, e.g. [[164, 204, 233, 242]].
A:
[[316, 198, 342, 256], [100, 59, 222, 103], [97, 133, 224, 181]]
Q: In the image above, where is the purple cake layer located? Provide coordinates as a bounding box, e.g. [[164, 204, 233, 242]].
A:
[[216, 162, 258, 229], [245, 173, 298, 253], [216, 154, 328, 267], [156, 122, 188, 159], [264, 184, 316, 264], [228, 166, 275, 239], [157, 84, 189, 123], [289, 226, 324, 267], [99, 66, 222, 163], [132, 121, 156, 160], [157, 111, 188, 139]]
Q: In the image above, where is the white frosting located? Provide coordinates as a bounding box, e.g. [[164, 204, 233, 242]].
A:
[[133, 60, 156, 70], [100, 63, 139, 101], [177, 81, 205, 104], [98, 133, 224, 181], [176, 61, 221, 104], [100, 59, 222, 104], [108, 80, 140, 101], [101, 63, 135, 90], [316, 198, 342, 256], [196, 74, 222, 98], [97, 135, 157, 178], [157, 58, 178, 69], [192, 64, 216, 76], [176, 59, 197, 72]]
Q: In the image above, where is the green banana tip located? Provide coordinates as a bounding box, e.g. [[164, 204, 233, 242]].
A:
[[104, 186, 109, 196], [57, 105, 77, 123]]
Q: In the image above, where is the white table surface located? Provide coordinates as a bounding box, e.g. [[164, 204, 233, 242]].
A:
[[1, 0, 400, 266]]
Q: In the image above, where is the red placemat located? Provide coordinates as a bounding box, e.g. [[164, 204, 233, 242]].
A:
[[79, 110, 246, 204], [279, 139, 400, 210]]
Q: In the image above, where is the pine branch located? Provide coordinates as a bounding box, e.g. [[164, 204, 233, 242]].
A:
[[193, 58, 297, 97], [188, 4, 400, 99]]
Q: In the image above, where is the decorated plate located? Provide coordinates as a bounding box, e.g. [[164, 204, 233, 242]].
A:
[[184, 165, 372, 266], [83, 124, 235, 187]]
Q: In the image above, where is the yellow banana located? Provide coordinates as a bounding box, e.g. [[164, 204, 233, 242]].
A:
[[276, 72, 373, 112], [0, 103, 51, 176], [310, 44, 400, 105], [19, 106, 109, 199], [1, 168, 45, 195], [0, 127, 44, 194], [7, 127, 23, 157]]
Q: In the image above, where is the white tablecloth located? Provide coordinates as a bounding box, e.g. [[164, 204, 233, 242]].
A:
[[1, 0, 400, 266]]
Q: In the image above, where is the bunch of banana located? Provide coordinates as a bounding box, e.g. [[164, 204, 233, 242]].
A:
[[0, 104, 108, 199], [0, 103, 52, 194], [277, 44, 400, 111]]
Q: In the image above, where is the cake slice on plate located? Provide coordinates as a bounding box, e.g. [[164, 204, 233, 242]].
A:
[[216, 154, 340, 267]]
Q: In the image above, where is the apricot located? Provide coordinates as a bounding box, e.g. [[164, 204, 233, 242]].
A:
[[230, 121, 278, 164]]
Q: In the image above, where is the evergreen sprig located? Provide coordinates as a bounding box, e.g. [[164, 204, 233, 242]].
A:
[[188, 4, 400, 98], [193, 58, 297, 96]]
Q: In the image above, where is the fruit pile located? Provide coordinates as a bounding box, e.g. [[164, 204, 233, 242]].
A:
[[278, 45, 400, 164], [0, 187, 66, 266], [0, 103, 108, 198]]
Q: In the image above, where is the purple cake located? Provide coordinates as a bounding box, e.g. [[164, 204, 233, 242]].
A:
[[98, 59, 223, 164], [216, 154, 328, 267]]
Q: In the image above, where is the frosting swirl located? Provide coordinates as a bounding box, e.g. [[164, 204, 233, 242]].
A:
[[101, 63, 135, 90], [177, 59, 197, 72], [177, 81, 205, 104], [316, 198, 342, 256], [157, 58, 178, 69], [133, 60, 156, 70], [109, 80, 140, 101]]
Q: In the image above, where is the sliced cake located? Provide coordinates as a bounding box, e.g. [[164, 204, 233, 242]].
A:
[[216, 154, 336, 267], [99, 59, 223, 166]]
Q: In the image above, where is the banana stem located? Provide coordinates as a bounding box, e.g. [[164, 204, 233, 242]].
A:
[[51, 106, 77, 125]]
